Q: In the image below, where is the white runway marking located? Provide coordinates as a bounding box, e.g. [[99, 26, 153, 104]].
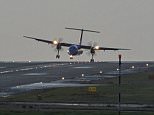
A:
[[73, 66, 93, 69], [0, 63, 67, 74], [11, 82, 94, 90], [0, 67, 6, 69], [0, 70, 14, 74], [24, 73, 47, 76]]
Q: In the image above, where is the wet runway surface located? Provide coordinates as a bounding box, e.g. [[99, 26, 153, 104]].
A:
[[1, 101, 154, 111], [0, 61, 154, 96]]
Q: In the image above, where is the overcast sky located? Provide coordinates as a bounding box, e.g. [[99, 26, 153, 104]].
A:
[[0, 0, 154, 61]]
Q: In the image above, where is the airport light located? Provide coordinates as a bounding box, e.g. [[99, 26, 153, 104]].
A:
[[146, 63, 149, 67], [62, 77, 65, 80], [117, 68, 119, 71], [81, 74, 84, 77], [99, 70, 102, 74], [70, 55, 73, 59], [131, 66, 135, 69]]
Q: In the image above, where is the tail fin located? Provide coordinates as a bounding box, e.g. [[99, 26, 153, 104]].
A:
[[65, 27, 100, 45]]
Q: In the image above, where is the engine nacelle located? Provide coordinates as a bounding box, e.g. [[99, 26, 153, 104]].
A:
[[56, 43, 61, 50]]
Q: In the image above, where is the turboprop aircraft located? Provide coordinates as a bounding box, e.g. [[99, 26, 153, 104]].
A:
[[24, 27, 129, 62]]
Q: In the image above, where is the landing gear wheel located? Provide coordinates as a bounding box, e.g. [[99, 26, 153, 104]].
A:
[[56, 55, 60, 59], [70, 55, 73, 59], [90, 59, 94, 62]]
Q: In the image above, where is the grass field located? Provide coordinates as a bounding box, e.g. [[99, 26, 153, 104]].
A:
[[1, 71, 154, 104], [0, 71, 154, 114]]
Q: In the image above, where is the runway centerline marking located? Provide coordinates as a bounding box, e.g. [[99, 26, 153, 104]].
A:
[[73, 66, 93, 69]]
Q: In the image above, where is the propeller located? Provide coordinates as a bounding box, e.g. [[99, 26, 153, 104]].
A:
[[86, 41, 101, 62], [86, 41, 99, 56], [51, 38, 63, 47], [88, 41, 98, 48], [51, 38, 64, 59], [51, 38, 64, 51]]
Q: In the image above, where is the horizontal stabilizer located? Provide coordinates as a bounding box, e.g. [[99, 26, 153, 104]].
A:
[[65, 27, 100, 33]]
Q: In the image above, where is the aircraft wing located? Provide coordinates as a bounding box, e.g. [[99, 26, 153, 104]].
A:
[[23, 36, 73, 47], [23, 36, 130, 50], [80, 45, 130, 51]]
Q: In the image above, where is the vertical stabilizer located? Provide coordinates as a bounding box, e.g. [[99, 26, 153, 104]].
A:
[[65, 27, 100, 46]]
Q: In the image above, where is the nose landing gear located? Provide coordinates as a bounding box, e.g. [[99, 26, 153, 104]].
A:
[[70, 55, 73, 59]]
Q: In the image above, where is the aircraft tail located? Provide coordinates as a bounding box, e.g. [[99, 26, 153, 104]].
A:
[[65, 27, 100, 46]]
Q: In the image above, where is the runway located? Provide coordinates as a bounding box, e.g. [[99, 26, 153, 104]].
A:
[[1, 101, 154, 111], [0, 61, 154, 96]]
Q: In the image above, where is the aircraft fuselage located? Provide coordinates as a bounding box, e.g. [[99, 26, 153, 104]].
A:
[[67, 45, 83, 56]]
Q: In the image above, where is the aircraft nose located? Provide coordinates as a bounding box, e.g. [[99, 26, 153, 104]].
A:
[[68, 46, 78, 55]]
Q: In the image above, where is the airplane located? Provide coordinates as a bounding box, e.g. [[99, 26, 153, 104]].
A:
[[23, 27, 130, 62]]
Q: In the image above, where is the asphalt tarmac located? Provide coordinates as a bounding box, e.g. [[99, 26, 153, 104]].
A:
[[0, 61, 154, 95]]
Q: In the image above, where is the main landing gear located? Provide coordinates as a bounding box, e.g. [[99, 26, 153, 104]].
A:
[[90, 58, 94, 62], [90, 48, 95, 62], [56, 54, 60, 59], [56, 44, 61, 59]]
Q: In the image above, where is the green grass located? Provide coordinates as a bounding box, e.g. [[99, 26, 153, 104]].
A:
[[1, 72, 154, 104], [0, 72, 154, 114]]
